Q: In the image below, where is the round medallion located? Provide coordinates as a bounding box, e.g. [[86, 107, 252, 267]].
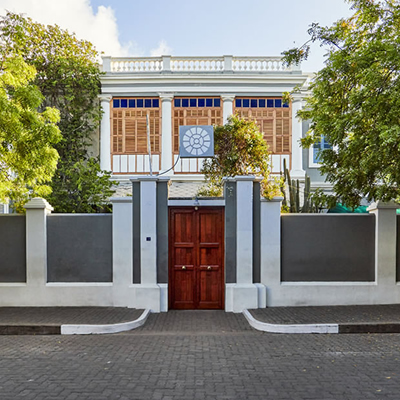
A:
[[182, 127, 211, 156]]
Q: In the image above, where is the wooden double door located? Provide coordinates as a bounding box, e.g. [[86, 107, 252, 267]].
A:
[[169, 207, 224, 309]]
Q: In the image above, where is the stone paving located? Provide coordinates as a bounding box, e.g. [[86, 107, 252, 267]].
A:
[[0, 307, 143, 325], [1, 310, 400, 399], [250, 304, 400, 325]]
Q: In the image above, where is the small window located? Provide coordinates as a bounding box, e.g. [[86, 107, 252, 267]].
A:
[[129, 99, 136, 108], [259, 99, 266, 108], [113, 99, 120, 108], [137, 99, 144, 108], [310, 135, 331, 167], [198, 98, 205, 107], [267, 99, 274, 108], [251, 99, 257, 108], [283, 102, 289, 108], [152, 99, 159, 108], [235, 99, 242, 108], [145, 99, 152, 108], [243, 99, 250, 108], [174, 98, 181, 107], [214, 98, 221, 107], [206, 98, 213, 107], [182, 99, 189, 107], [121, 99, 128, 108], [274, 99, 282, 108], [190, 99, 197, 107]]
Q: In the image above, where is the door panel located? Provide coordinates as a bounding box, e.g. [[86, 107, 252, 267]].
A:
[[169, 207, 224, 309]]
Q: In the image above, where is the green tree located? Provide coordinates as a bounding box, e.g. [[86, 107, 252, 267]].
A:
[[0, 12, 114, 212], [0, 51, 61, 209], [198, 115, 280, 198], [282, 0, 400, 208]]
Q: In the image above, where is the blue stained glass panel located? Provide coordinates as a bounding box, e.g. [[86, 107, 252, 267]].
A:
[[113, 99, 120, 108], [235, 99, 242, 107], [214, 98, 221, 107], [251, 99, 257, 108], [259, 99, 266, 108], [121, 99, 127, 108], [275, 99, 282, 108], [206, 98, 213, 107], [129, 99, 135, 108], [190, 99, 197, 107], [174, 98, 181, 107], [243, 99, 250, 108], [182, 99, 189, 107], [137, 99, 144, 108], [198, 98, 205, 107], [283, 102, 289, 108], [152, 99, 159, 108], [145, 99, 152, 108], [267, 99, 274, 108]]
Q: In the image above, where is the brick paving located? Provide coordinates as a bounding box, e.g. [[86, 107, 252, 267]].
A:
[[0, 310, 400, 399], [250, 304, 400, 325], [0, 307, 143, 325]]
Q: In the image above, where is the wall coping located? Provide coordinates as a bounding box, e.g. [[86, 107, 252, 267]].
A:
[[367, 201, 400, 212]]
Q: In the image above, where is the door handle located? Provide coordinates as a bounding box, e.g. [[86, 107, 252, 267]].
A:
[[207, 266, 211, 270], [182, 266, 186, 270]]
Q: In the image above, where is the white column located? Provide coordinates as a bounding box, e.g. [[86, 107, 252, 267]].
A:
[[290, 94, 305, 179], [159, 93, 174, 174], [111, 197, 133, 306], [367, 201, 399, 286], [260, 197, 283, 305], [99, 95, 112, 171], [222, 94, 235, 124], [24, 198, 53, 286]]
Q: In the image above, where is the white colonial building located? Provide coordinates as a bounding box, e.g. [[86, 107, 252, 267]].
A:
[[99, 55, 324, 187]]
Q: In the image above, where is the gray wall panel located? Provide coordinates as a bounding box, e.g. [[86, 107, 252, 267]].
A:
[[0, 215, 26, 282], [132, 182, 141, 284], [157, 181, 169, 284], [224, 182, 237, 283], [47, 215, 112, 282], [281, 214, 375, 282], [253, 182, 261, 283], [397, 215, 400, 282]]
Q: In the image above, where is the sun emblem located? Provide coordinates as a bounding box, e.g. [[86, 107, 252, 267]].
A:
[[182, 127, 211, 156]]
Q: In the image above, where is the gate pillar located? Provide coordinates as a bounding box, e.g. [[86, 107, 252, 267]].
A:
[[224, 176, 265, 312], [130, 176, 170, 312]]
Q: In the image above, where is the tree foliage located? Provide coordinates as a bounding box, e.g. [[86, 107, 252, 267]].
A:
[[198, 115, 280, 198], [0, 12, 114, 212], [0, 21, 61, 209], [282, 0, 400, 208]]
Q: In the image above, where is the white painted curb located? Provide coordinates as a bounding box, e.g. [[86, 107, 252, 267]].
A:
[[61, 309, 151, 335], [243, 309, 339, 334]]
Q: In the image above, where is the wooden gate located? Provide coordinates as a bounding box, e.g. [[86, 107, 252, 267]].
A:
[[169, 207, 224, 309]]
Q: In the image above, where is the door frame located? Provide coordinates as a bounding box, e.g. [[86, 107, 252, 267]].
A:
[[168, 206, 225, 310]]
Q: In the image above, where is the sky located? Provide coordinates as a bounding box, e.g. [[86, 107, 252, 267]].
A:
[[0, 0, 354, 72]]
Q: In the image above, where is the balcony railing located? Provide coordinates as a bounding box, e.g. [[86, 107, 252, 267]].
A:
[[102, 55, 300, 73]]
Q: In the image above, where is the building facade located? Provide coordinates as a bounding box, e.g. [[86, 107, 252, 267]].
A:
[[100, 55, 325, 186]]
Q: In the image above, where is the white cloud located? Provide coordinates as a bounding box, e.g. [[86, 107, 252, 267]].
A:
[[0, 0, 139, 57], [150, 40, 172, 57]]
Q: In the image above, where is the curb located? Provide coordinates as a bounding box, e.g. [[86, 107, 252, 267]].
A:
[[243, 309, 339, 334], [61, 309, 151, 335]]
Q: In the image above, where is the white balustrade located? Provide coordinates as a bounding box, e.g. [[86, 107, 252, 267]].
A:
[[104, 56, 294, 73]]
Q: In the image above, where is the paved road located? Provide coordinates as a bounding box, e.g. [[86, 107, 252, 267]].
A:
[[1, 310, 400, 400]]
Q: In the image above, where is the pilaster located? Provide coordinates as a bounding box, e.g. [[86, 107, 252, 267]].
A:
[[159, 93, 174, 174], [99, 95, 112, 171], [290, 94, 305, 179], [222, 94, 235, 124]]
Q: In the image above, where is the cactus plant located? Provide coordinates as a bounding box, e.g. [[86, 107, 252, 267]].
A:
[[281, 159, 320, 213]]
